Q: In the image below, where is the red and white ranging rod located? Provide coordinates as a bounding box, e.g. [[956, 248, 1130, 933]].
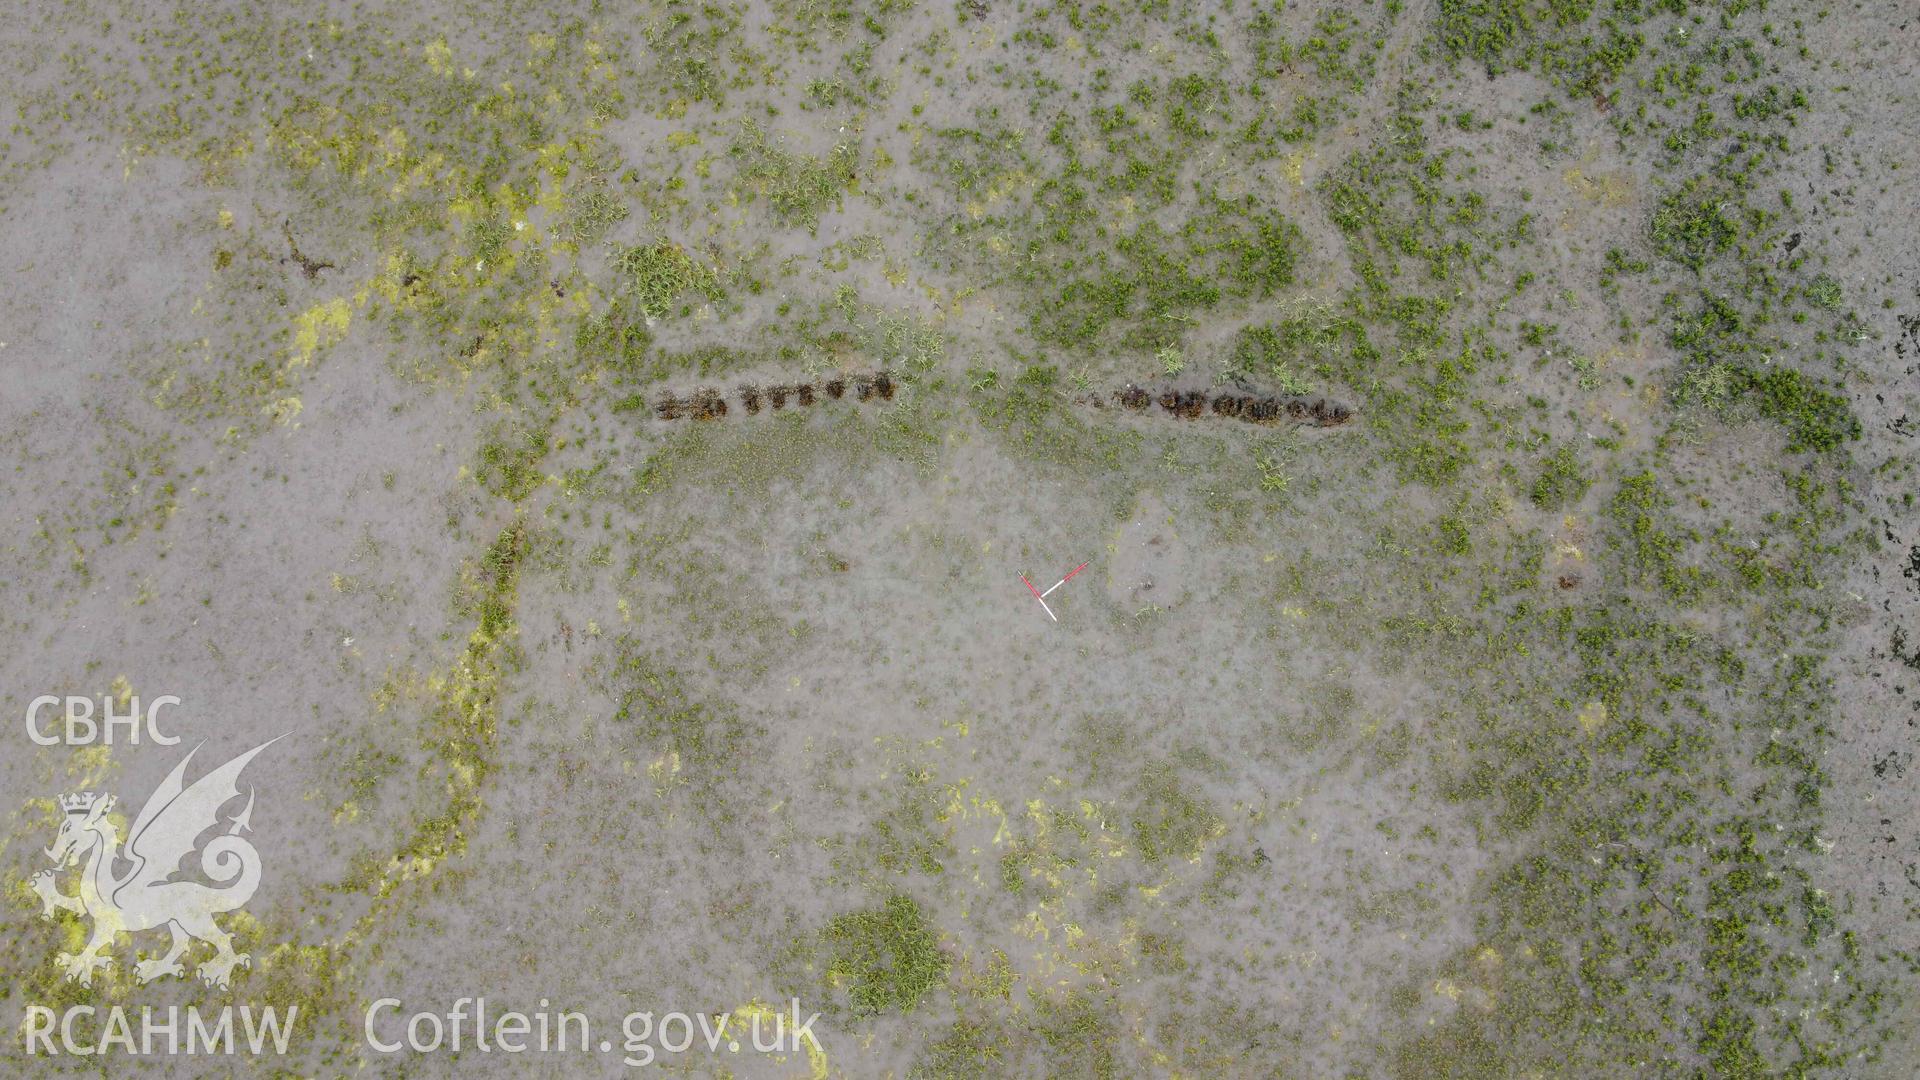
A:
[[1020, 561, 1089, 622]]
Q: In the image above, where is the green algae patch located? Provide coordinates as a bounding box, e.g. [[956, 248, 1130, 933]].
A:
[[288, 297, 353, 367], [823, 893, 950, 1017], [357, 521, 524, 907]]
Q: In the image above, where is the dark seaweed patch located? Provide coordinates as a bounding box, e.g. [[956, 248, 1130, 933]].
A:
[[691, 388, 728, 420], [1098, 386, 1356, 429]]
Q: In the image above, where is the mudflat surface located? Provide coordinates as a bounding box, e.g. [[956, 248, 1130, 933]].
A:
[[1, 1, 1917, 1076]]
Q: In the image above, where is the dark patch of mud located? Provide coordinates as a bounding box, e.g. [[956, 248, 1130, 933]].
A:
[[1098, 385, 1356, 429], [631, 372, 892, 423]]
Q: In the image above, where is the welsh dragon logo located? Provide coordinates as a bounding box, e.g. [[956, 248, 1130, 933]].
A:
[[30, 737, 281, 989]]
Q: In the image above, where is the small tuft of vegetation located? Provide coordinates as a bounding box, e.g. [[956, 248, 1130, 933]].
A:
[[1530, 445, 1590, 509], [614, 239, 720, 320], [728, 121, 862, 234], [824, 894, 949, 1017]]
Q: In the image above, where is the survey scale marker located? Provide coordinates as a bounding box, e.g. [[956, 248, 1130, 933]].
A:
[[1021, 561, 1089, 623]]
